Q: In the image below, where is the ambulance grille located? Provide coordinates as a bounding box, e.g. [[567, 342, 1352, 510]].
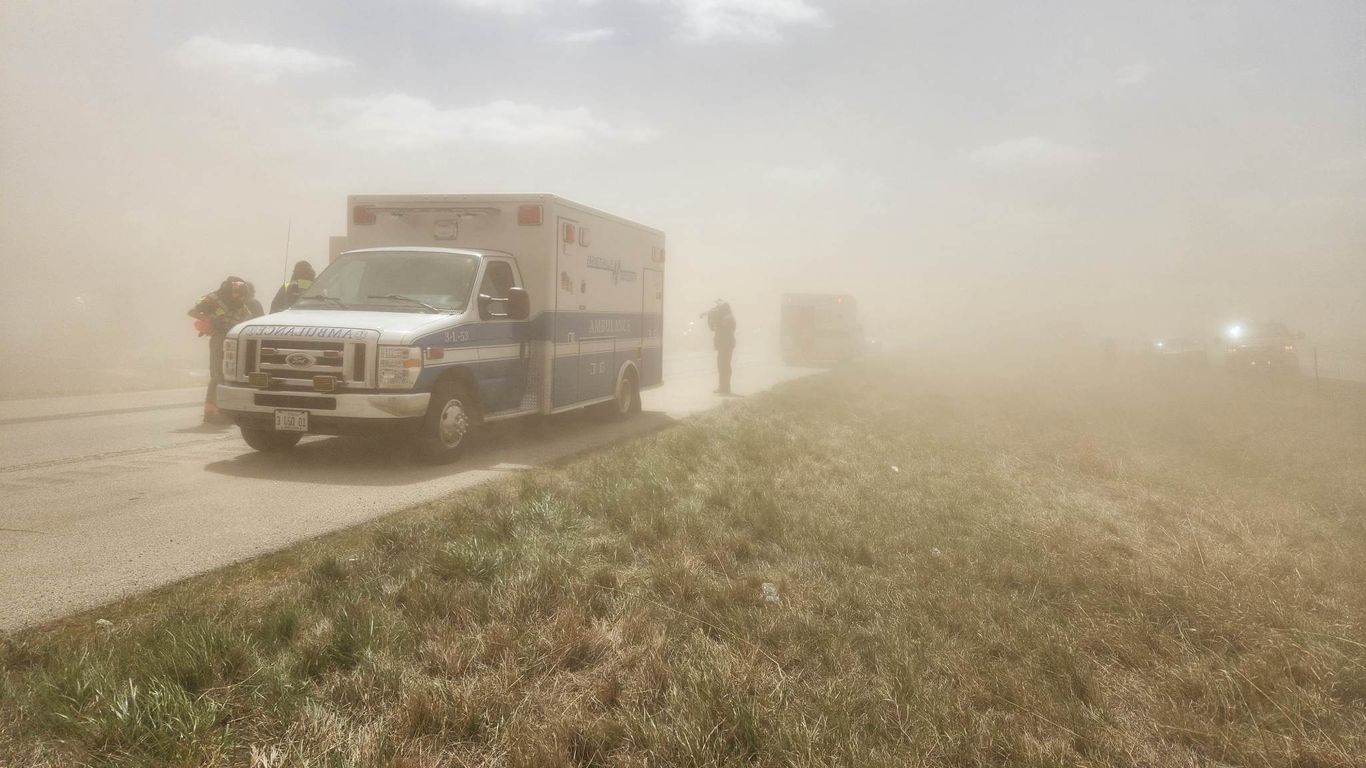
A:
[[248, 337, 374, 389]]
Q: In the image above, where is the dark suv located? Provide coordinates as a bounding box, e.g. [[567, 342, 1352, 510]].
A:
[[1222, 322, 1302, 375]]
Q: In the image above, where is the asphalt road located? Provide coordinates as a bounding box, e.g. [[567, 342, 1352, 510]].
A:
[[0, 352, 810, 631]]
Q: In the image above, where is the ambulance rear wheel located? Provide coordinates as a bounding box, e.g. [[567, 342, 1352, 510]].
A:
[[416, 380, 479, 464], [593, 369, 639, 421], [241, 427, 302, 452]]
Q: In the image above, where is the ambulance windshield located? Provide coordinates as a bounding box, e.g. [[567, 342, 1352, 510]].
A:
[[297, 250, 480, 312]]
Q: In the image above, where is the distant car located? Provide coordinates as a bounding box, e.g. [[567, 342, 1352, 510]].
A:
[[1149, 337, 1207, 367], [1221, 322, 1302, 376]]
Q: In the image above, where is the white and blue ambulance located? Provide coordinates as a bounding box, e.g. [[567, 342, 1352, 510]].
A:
[[217, 194, 665, 462]]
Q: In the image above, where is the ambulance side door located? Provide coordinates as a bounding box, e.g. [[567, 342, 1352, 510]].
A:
[[474, 257, 528, 414], [641, 267, 664, 387], [552, 217, 585, 407]]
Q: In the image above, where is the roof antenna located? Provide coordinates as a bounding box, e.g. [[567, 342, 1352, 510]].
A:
[[280, 220, 293, 283]]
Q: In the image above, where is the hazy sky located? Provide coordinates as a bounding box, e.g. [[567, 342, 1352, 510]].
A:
[[2, 0, 1362, 354]]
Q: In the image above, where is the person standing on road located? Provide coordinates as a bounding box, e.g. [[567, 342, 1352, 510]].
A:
[[271, 261, 316, 313], [189, 277, 254, 424], [705, 300, 737, 395]]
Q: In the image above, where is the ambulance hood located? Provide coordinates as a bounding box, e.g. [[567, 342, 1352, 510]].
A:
[[231, 309, 463, 345]]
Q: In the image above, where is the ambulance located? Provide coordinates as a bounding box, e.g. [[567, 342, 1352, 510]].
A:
[[216, 194, 665, 462], [780, 293, 863, 365]]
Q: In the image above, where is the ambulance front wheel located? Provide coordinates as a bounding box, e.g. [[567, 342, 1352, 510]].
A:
[[416, 379, 479, 464], [241, 427, 302, 452]]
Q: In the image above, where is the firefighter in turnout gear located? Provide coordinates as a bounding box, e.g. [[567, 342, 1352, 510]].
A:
[[189, 277, 257, 423], [271, 261, 316, 313]]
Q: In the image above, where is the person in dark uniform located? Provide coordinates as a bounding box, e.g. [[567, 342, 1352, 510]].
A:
[[705, 300, 737, 395], [188, 277, 254, 423], [243, 281, 265, 319], [271, 261, 316, 313]]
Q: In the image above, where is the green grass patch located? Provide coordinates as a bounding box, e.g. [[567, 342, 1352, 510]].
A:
[[2, 357, 1364, 766]]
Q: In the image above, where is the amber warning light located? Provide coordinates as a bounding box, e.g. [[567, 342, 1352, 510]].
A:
[[353, 206, 376, 225], [518, 205, 543, 226]]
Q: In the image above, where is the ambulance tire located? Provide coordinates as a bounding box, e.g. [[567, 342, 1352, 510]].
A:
[[592, 368, 639, 421], [241, 427, 302, 452], [416, 379, 480, 464]]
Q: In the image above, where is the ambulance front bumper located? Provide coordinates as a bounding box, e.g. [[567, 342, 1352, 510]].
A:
[[216, 385, 431, 420]]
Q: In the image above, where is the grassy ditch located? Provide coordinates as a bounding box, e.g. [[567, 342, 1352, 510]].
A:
[[2, 357, 1364, 766]]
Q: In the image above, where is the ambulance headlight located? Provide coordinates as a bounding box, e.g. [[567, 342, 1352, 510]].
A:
[[222, 339, 238, 379], [378, 346, 422, 389]]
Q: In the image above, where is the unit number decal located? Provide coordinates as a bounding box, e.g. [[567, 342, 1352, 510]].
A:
[[444, 329, 470, 343], [587, 361, 608, 376]]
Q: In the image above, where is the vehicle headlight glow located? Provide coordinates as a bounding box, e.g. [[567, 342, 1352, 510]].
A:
[[222, 339, 238, 379], [1227, 324, 1244, 340], [378, 346, 422, 389]]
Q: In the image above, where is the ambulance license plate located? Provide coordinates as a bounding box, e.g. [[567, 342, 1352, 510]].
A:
[[274, 409, 308, 432]]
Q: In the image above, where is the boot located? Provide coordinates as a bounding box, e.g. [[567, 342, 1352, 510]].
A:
[[203, 401, 226, 424]]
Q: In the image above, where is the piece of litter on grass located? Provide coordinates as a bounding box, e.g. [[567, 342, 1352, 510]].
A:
[[346, 556, 359, 562], [890, 465, 900, 473], [930, 547, 943, 558], [95, 619, 113, 630], [761, 582, 780, 604]]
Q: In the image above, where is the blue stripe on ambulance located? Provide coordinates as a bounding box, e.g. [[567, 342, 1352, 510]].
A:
[[411, 311, 663, 412]]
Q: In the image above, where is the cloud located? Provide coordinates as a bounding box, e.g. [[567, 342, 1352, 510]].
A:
[[438, 0, 822, 43], [1115, 62, 1152, 87], [442, 0, 547, 14], [554, 27, 616, 44], [174, 36, 350, 82], [968, 137, 1097, 170], [670, 0, 823, 43], [442, 0, 600, 15], [328, 94, 659, 149]]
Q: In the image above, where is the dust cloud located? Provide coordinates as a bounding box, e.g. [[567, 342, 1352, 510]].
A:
[[2, 0, 1362, 396]]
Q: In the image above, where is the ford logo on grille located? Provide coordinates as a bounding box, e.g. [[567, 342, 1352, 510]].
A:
[[285, 352, 316, 368]]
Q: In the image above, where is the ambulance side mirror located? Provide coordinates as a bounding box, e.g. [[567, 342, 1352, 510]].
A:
[[477, 287, 530, 321], [507, 287, 530, 320]]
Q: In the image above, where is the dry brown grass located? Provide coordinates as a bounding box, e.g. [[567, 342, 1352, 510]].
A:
[[2, 355, 1363, 766]]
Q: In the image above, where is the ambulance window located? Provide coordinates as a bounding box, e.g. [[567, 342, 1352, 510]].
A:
[[480, 261, 517, 299]]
